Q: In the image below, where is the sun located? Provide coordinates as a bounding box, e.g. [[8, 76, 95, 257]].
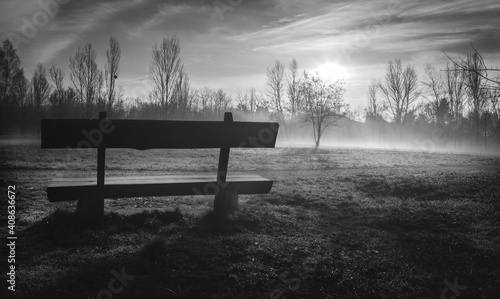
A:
[[315, 62, 348, 81]]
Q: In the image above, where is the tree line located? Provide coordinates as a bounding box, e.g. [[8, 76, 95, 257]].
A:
[[0, 35, 349, 149], [0, 35, 498, 149], [366, 46, 499, 150]]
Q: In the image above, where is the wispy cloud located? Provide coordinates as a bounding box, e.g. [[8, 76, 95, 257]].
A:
[[36, 35, 78, 64], [127, 3, 198, 37]]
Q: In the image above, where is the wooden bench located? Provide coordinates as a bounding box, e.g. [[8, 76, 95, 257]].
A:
[[41, 112, 279, 220]]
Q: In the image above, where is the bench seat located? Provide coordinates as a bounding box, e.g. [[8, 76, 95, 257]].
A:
[[47, 174, 273, 202]]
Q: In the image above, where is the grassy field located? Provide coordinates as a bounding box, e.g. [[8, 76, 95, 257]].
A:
[[1, 138, 500, 298]]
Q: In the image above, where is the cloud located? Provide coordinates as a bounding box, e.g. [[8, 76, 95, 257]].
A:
[[37, 35, 78, 64], [127, 3, 198, 37]]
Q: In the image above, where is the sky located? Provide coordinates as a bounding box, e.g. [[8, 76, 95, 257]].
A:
[[1, 0, 499, 109]]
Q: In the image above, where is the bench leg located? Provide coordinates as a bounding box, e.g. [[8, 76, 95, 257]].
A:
[[76, 196, 104, 221], [213, 189, 238, 215]]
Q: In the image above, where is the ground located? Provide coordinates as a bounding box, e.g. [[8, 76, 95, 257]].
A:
[[1, 139, 499, 298]]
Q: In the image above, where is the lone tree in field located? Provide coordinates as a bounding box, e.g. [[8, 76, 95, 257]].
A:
[[105, 36, 121, 116], [149, 35, 183, 118], [379, 59, 420, 125], [300, 71, 347, 148]]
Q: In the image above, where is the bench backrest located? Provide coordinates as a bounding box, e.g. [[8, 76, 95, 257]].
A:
[[41, 112, 279, 150]]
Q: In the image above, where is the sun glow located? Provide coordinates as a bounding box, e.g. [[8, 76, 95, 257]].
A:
[[315, 62, 348, 82]]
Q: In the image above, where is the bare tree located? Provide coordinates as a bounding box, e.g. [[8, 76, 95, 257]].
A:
[[287, 58, 301, 118], [235, 91, 248, 111], [267, 60, 286, 128], [96, 70, 105, 111], [445, 45, 500, 147], [105, 36, 121, 116], [32, 63, 51, 110], [49, 64, 65, 117], [173, 70, 190, 117], [248, 87, 257, 112], [366, 78, 384, 118], [198, 87, 213, 113], [69, 43, 101, 118], [464, 52, 488, 144], [31, 64, 51, 134], [422, 64, 447, 125], [444, 63, 466, 122], [445, 44, 500, 90], [379, 59, 420, 124], [300, 71, 347, 148], [0, 39, 24, 131], [214, 88, 231, 115], [149, 36, 183, 117], [17, 76, 30, 132], [490, 86, 500, 142]]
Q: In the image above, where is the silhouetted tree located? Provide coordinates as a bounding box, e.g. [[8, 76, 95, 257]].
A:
[[491, 88, 500, 143], [49, 64, 65, 117], [445, 45, 500, 147], [105, 36, 121, 116], [379, 59, 420, 125], [149, 36, 183, 118], [198, 87, 213, 114], [235, 91, 248, 111], [300, 71, 347, 148], [214, 88, 231, 116], [464, 52, 489, 144], [31, 63, 51, 134], [287, 58, 302, 118], [267, 60, 286, 131], [422, 64, 447, 126], [0, 39, 25, 132], [248, 87, 258, 112], [13, 73, 29, 133], [173, 70, 191, 117], [366, 78, 384, 118], [444, 63, 466, 123], [69, 43, 101, 118]]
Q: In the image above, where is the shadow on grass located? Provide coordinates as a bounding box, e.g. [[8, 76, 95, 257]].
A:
[[365, 208, 500, 298], [20, 208, 183, 244], [187, 210, 262, 235], [356, 176, 450, 201], [16, 208, 276, 299]]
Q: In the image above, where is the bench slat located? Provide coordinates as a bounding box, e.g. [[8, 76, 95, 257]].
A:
[[47, 174, 273, 202], [41, 119, 279, 149]]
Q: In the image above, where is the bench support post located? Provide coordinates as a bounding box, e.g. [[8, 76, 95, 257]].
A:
[[213, 112, 238, 215], [76, 111, 106, 221]]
